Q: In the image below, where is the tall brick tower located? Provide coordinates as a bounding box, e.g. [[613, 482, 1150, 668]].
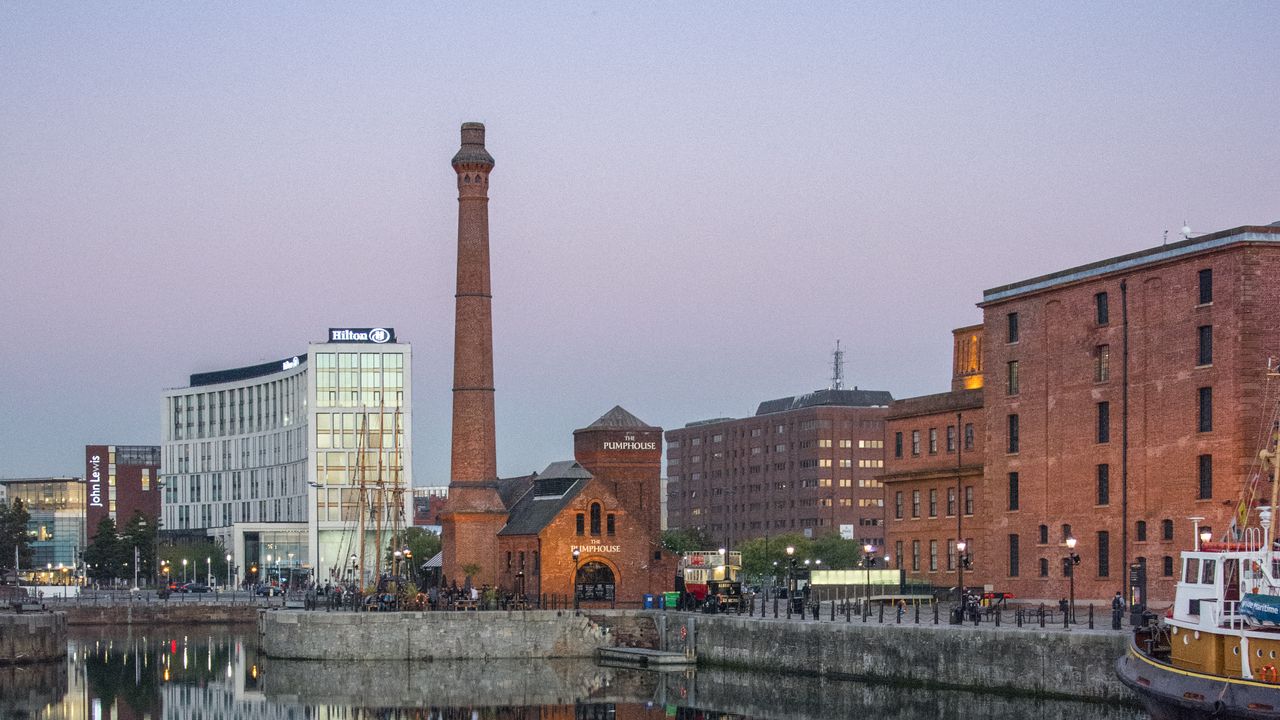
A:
[[441, 122, 507, 587], [573, 406, 675, 591]]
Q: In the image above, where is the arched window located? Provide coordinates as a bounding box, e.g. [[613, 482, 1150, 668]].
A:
[[590, 502, 602, 535], [574, 561, 615, 603]]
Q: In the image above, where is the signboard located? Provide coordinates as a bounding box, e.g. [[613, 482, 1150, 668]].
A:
[[571, 544, 621, 554], [602, 432, 657, 451], [839, 524, 854, 540], [576, 583, 616, 602], [328, 327, 395, 344], [87, 452, 104, 508]]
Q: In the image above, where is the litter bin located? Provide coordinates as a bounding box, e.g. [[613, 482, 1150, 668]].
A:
[[663, 591, 681, 609], [643, 594, 655, 609]]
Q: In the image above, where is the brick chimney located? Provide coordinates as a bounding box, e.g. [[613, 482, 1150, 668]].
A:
[[440, 122, 507, 588]]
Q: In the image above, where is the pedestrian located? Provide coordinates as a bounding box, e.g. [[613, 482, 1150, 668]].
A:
[[896, 598, 906, 622], [1112, 591, 1125, 630]]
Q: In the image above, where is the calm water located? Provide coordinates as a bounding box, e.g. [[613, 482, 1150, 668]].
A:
[[1, 625, 1149, 720]]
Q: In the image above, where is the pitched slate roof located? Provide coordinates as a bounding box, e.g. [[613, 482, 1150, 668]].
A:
[[498, 461, 593, 537], [585, 405, 656, 430]]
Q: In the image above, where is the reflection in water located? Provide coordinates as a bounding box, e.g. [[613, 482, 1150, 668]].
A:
[[17, 626, 1149, 720]]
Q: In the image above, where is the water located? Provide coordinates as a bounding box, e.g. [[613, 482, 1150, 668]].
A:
[[2, 626, 1149, 720]]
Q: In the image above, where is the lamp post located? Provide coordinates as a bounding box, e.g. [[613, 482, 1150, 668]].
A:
[[572, 548, 582, 609], [403, 548, 413, 585], [862, 544, 876, 604], [393, 550, 403, 579], [957, 540, 972, 601], [182, 558, 188, 584], [226, 553, 232, 590], [206, 557, 211, 586], [349, 553, 357, 584], [1199, 526, 1212, 550], [785, 545, 796, 615], [1064, 536, 1080, 625]]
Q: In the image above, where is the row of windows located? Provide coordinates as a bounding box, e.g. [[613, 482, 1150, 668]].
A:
[[575, 502, 616, 536], [893, 486, 974, 519], [893, 424, 975, 458], [670, 419, 885, 449], [1004, 269, 1214, 346], [1006, 389, 1212, 455], [169, 372, 306, 441], [894, 538, 970, 573]]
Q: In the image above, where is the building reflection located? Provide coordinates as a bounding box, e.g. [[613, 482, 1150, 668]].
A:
[[27, 628, 1144, 720]]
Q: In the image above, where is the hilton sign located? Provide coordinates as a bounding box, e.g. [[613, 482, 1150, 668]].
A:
[[602, 433, 657, 451], [328, 327, 395, 344]]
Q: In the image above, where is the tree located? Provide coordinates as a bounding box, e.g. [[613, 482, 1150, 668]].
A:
[[84, 517, 126, 582], [0, 498, 33, 571], [158, 542, 230, 586], [120, 512, 158, 581], [385, 528, 440, 585], [811, 534, 863, 570], [738, 533, 812, 582], [660, 527, 713, 554]]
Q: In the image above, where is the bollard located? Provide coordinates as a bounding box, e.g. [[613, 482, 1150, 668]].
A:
[[879, 603, 885, 623], [774, 597, 778, 618], [1064, 607, 1070, 630], [846, 601, 851, 623], [831, 601, 836, 622], [914, 602, 920, 623], [1089, 604, 1095, 630], [995, 608, 1001, 626], [812, 603, 819, 621], [973, 608, 980, 627], [1039, 604, 1046, 628], [1017, 609, 1023, 628], [787, 597, 792, 619], [933, 603, 939, 624], [863, 600, 869, 622]]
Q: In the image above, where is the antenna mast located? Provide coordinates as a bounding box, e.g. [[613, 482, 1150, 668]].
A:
[[831, 340, 846, 391]]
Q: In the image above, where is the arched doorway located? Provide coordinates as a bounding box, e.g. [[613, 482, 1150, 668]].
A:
[[574, 560, 616, 603]]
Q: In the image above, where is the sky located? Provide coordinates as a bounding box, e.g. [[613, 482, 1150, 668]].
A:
[[1, 3, 1278, 484]]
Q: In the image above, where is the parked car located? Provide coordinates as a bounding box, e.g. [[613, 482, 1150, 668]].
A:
[[178, 582, 211, 593], [255, 584, 281, 597]]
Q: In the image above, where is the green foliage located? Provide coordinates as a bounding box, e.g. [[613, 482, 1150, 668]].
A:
[[461, 562, 481, 580], [84, 517, 128, 581], [737, 533, 812, 580], [0, 498, 33, 571], [157, 542, 230, 586], [661, 527, 713, 554], [120, 512, 158, 580], [384, 528, 440, 584]]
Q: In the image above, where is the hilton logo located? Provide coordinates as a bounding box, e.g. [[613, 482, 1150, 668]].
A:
[[603, 433, 657, 451], [329, 327, 395, 344]]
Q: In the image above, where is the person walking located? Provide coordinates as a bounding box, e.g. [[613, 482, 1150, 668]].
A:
[[1111, 591, 1125, 630]]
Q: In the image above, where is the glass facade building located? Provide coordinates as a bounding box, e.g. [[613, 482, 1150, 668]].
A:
[[162, 329, 412, 588], [1, 476, 86, 578]]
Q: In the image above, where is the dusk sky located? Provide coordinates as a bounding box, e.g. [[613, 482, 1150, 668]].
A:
[[2, 3, 1277, 484]]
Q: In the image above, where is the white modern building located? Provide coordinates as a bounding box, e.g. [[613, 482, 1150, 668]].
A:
[[161, 327, 413, 587]]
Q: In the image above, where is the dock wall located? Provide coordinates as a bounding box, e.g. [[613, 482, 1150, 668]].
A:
[[0, 612, 66, 664]]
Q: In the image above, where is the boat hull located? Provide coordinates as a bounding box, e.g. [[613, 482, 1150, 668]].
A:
[[1116, 641, 1280, 719]]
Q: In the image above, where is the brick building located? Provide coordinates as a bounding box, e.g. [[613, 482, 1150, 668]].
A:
[[495, 407, 674, 605], [85, 445, 160, 538], [882, 325, 985, 591], [978, 222, 1280, 604], [665, 388, 893, 548]]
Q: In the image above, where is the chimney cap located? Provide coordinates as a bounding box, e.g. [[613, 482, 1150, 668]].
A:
[[453, 122, 494, 169]]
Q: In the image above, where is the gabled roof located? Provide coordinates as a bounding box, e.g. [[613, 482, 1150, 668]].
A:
[[499, 461, 593, 537], [584, 405, 656, 430]]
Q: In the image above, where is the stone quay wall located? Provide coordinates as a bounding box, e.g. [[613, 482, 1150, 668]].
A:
[[659, 614, 1132, 702], [258, 609, 657, 660], [0, 612, 67, 664], [64, 604, 257, 626]]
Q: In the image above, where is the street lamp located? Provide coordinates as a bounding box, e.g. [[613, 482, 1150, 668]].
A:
[[1199, 526, 1213, 548], [402, 548, 413, 584], [182, 558, 188, 584], [226, 553, 233, 590], [206, 557, 211, 586], [572, 548, 582, 609], [862, 544, 876, 605], [349, 553, 357, 584], [393, 550, 403, 579], [785, 545, 797, 615], [1064, 536, 1081, 625], [956, 540, 972, 602]]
